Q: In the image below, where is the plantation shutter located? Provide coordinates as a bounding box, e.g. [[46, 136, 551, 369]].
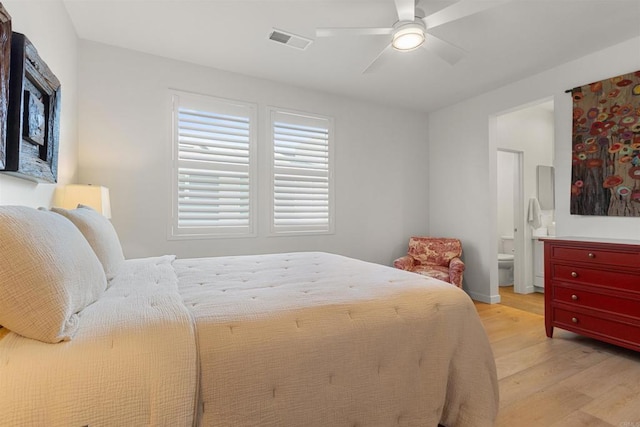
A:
[[171, 92, 256, 238], [271, 109, 334, 234]]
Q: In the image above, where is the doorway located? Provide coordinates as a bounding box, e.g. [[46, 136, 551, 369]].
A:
[[494, 99, 555, 303], [497, 149, 525, 293]]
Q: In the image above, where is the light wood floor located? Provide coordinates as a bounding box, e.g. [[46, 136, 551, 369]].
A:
[[498, 285, 545, 316], [475, 301, 640, 426]]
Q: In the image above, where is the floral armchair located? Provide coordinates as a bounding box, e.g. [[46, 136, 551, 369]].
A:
[[393, 237, 465, 288]]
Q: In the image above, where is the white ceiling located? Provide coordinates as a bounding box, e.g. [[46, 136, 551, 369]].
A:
[[63, 0, 640, 113]]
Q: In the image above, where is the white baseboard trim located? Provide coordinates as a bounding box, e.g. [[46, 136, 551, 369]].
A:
[[466, 290, 501, 304]]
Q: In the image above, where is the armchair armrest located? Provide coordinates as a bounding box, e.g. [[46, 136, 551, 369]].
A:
[[449, 257, 465, 288], [393, 255, 416, 271]]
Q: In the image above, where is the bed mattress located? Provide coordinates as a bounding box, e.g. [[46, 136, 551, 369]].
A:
[[175, 252, 498, 426]]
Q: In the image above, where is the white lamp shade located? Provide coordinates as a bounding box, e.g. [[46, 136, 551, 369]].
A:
[[60, 185, 111, 218]]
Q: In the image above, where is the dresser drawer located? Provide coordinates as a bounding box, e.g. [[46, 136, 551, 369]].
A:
[[553, 286, 640, 319], [553, 308, 640, 347], [551, 246, 640, 267], [551, 264, 640, 291]]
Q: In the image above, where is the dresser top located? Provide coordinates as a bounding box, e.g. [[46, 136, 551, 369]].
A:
[[540, 236, 640, 246]]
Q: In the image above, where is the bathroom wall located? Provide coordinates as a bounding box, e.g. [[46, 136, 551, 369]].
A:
[[496, 150, 515, 243], [496, 102, 555, 227]]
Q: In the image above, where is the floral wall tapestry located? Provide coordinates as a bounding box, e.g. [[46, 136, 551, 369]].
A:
[[570, 70, 640, 217]]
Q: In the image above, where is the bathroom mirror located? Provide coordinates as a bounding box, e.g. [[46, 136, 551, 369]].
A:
[[537, 165, 555, 210]]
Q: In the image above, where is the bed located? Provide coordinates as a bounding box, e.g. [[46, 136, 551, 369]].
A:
[[0, 206, 498, 426]]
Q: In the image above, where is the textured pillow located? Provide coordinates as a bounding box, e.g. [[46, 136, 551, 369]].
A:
[[0, 206, 107, 343], [51, 205, 125, 280]]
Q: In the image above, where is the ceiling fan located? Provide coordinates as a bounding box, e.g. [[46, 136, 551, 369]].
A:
[[316, 0, 509, 73]]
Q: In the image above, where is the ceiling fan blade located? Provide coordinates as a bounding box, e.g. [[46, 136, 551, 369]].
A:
[[316, 27, 393, 37], [423, 0, 510, 30], [394, 0, 416, 22], [362, 43, 393, 74], [421, 34, 466, 65]]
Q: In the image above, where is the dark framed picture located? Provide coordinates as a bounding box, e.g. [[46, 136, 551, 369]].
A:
[[4, 31, 61, 182], [0, 3, 11, 170]]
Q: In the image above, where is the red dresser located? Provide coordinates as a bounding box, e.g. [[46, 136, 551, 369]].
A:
[[542, 237, 640, 352]]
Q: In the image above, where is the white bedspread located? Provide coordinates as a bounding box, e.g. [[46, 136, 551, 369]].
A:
[[175, 252, 498, 427], [0, 256, 198, 427]]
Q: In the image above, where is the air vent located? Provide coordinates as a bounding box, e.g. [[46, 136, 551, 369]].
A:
[[268, 28, 312, 50]]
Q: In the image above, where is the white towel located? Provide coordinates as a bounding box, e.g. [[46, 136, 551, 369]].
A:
[[527, 197, 542, 229]]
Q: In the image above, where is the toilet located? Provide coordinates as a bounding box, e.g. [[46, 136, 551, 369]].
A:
[[498, 236, 514, 287]]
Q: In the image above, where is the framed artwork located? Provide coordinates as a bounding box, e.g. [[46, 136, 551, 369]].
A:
[[570, 70, 640, 217], [4, 32, 60, 182], [0, 3, 10, 170]]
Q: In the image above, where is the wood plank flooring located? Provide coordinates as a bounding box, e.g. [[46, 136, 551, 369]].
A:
[[498, 285, 545, 316], [475, 301, 640, 426]]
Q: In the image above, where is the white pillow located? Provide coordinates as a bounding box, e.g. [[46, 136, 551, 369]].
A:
[[51, 205, 125, 280], [0, 206, 107, 343]]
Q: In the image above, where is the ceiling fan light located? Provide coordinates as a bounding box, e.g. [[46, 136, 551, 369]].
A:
[[392, 26, 425, 51]]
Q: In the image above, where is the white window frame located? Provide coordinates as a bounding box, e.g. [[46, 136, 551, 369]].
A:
[[169, 90, 257, 239], [268, 107, 335, 236]]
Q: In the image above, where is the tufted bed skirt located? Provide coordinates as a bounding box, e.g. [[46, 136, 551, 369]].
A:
[[0, 252, 498, 426]]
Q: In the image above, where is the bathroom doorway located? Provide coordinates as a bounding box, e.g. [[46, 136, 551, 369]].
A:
[[496, 149, 525, 293], [495, 99, 555, 301]]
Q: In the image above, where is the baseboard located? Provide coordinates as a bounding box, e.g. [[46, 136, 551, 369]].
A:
[[467, 290, 501, 304]]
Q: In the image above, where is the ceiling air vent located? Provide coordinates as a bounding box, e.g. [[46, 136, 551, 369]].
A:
[[268, 28, 312, 50]]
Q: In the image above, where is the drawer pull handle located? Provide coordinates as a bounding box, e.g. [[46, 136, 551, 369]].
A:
[[588, 253, 595, 259], [571, 294, 578, 301], [571, 272, 578, 278], [572, 317, 579, 323]]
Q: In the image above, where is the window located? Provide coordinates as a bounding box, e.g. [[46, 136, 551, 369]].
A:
[[269, 108, 334, 235], [170, 91, 256, 238]]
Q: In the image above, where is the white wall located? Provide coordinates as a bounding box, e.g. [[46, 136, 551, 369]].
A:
[[77, 41, 429, 265], [429, 36, 640, 303], [0, 1, 78, 207]]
